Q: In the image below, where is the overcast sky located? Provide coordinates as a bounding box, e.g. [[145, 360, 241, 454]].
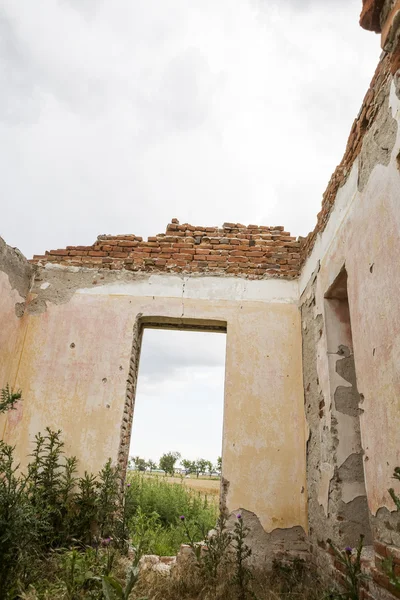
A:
[[1, 1, 380, 464], [130, 329, 226, 465]]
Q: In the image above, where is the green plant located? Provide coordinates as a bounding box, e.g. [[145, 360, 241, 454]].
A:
[[0, 442, 38, 599], [388, 466, 400, 511], [200, 511, 232, 585], [124, 471, 217, 555], [232, 514, 254, 600], [102, 553, 148, 600], [382, 466, 400, 588], [58, 548, 99, 600], [130, 507, 162, 558], [0, 414, 126, 598], [180, 515, 205, 563], [102, 567, 138, 600], [327, 535, 366, 600], [28, 428, 71, 549], [98, 459, 120, 538], [0, 384, 22, 414], [75, 472, 100, 546]]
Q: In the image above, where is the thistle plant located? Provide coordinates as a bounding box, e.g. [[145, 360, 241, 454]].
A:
[[179, 514, 204, 562], [232, 513, 254, 600], [327, 535, 366, 600], [200, 511, 232, 583]]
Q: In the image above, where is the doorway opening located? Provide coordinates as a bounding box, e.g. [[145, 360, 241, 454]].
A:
[[324, 268, 372, 546], [119, 319, 227, 556], [129, 325, 226, 477]]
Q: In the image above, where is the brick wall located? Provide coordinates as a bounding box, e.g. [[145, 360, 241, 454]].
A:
[[30, 220, 301, 279], [311, 540, 400, 600]]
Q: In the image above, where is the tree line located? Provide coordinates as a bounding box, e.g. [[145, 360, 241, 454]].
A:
[[130, 452, 222, 477]]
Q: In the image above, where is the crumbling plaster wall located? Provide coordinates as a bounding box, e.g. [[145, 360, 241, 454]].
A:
[[0, 237, 34, 435], [1, 265, 307, 544], [299, 74, 400, 553]]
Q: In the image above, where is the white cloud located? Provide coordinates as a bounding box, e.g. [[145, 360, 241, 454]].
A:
[[0, 0, 380, 258], [130, 330, 226, 463]]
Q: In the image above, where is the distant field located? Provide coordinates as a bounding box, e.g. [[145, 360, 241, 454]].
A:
[[144, 474, 220, 499]]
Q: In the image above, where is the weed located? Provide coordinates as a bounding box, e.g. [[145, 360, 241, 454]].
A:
[[200, 511, 231, 584], [326, 535, 366, 600], [0, 384, 22, 414], [232, 513, 254, 600]]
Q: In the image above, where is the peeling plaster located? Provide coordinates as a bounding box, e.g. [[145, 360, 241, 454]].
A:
[[30, 266, 299, 312], [227, 509, 308, 566], [318, 463, 335, 516], [0, 236, 34, 302], [358, 83, 398, 191]]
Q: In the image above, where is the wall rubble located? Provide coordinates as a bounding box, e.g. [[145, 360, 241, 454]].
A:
[[30, 221, 301, 279]]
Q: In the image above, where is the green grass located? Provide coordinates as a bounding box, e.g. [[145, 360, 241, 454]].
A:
[[125, 471, 218, 556]]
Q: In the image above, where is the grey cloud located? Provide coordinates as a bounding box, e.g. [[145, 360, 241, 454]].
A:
[[0, 10, 41, 124], [60, 0, 103, 20], [138, 330, 226, 383]]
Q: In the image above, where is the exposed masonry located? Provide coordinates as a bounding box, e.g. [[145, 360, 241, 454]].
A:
[[117, 315, 143, 477], [30, 221, 301, 280], [0, 236, 34, 301], [360, 0, 386, 31], [227, 509, 308, 568], [301, 273, 374, 598], [300, 267, 372, 564]]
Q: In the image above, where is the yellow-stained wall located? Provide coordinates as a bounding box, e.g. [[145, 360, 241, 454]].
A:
[[0, 238, 33, 439], [1, 275, 307, 536]]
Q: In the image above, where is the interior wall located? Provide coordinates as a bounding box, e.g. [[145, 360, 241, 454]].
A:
[[0, 237, 33, 436], [300, 75, 400, 555], [2, 268, 307, 552]]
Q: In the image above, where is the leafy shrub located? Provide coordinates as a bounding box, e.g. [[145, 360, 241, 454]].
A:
[[0, 441, 39, 598], [0, 384, 22, 414], [0, 421, 123, 598]]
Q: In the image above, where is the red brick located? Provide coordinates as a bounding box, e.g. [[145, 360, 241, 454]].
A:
[[375, 541, 388, 558]]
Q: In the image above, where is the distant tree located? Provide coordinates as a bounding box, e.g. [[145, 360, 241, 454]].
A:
[[206, 461, 214, 476], [217, 456, 222, 473], [133, 456, 147, 472], [181, 459, 195, 474], [147, 459, 157, 472], [159, 451, 181, 476], [195, 458, 209, 479]]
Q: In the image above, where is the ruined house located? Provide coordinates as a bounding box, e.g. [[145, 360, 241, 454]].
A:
[[1, 0, 400, 596]]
